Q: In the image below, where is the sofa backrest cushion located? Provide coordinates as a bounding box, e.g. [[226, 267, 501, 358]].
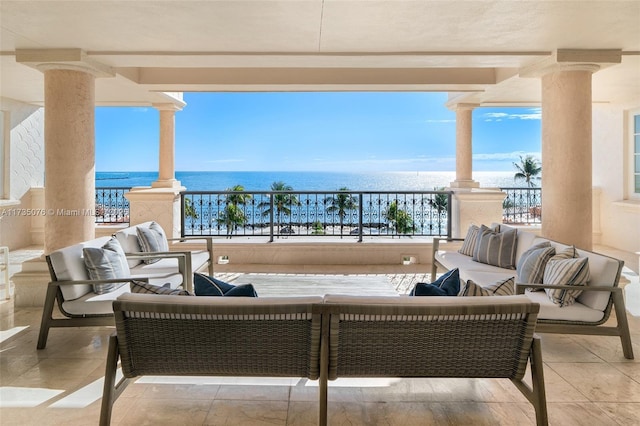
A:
[[575, 248, 622, 312], [497, 224, 539, 264], [48, 236, 112, 301], [114, 221, 158, 268]]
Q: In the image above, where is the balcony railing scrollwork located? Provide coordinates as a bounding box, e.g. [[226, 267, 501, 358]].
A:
[[500, 187, 542, 225], [95, 187, 130, 224], [181, 190, 453, 241]]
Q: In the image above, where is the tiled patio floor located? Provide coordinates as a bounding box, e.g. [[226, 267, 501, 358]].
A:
[[1, 274, 639, 425], [1, 243, 639, 425]]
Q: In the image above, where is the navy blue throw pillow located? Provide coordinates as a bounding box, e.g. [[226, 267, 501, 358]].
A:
[[409, 268, 460, 296], [194, 273, 258, 297], [224, 283, 258, 297]]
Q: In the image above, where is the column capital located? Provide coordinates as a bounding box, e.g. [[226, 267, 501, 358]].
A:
[[520, 49, 621, 78], [16, 48, 115, 78], [445, 102, 479, 112], [152, 102, 185, 112]]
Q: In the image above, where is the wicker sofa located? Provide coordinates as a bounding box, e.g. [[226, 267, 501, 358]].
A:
[[36, 222, 213, 349], [431, 224, 634, 359], [100, 293, 547, 426]]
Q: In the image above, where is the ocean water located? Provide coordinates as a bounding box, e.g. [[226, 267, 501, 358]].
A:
[[96, 171, 520, 191]]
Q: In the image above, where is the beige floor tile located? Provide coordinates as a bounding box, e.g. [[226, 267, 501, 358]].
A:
[[117, 397, 212, 425], [548, 362, 640, 402], [570, 333, 640, 363], [204, 400, 288, 425], [214, 384, 290, 401], [140, 383, 221, 400], [537, 334, 603, 362], [285, 401, 319, 425], [535, 364, 590, 403], [0, 353, 42, 385], [545, 402, 620, 426], [595, 402, 640, 425], [610, 361, 640, 382]]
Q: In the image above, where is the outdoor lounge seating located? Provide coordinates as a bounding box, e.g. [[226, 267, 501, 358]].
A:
[[432, 224, 634, 359], [36, 222, 213, 349], [100, 293, 547, 426]]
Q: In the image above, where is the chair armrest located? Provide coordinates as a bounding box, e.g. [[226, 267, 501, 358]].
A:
[[167, 236, 213, 259], [515, 283, 621, 295], [126, 251, 192, 292], [167, 236, 214, 243], [50, 277, 149, 288], [125, 251, 188, 260], [432, 237, 465, 253]]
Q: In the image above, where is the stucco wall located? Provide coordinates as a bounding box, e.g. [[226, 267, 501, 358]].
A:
[[0, 98, 45, 249], [593, 104, 640, 254]]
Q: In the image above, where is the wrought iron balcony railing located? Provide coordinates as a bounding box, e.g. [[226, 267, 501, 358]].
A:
[[500, 187, 542, 225], [93, 187, 540, 230], [95, 187, 130, 224], [181, 190, 453, 241]]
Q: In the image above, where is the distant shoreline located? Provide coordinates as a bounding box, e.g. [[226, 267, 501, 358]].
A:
[[95, 170, 522, 192]]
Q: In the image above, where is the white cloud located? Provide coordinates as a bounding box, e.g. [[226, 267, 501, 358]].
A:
[[482, 108, 541, 122]]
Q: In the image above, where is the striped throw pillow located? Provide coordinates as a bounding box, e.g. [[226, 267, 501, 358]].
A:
[[83, 237, 130, 295], [458, 225, 480, 256], [459, 277, 515, 296], [136, 222, 169, 264], [544, 257, 590, 307], [472, 225, 518, 269], [551, 246, 577, 261], [130, 280, 192, 296], [516, 242, 556, 284]]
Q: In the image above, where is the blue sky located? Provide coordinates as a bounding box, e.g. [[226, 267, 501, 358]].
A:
[[95, 92, 541, 172]]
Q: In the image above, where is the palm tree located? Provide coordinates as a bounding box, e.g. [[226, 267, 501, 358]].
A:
[[184, 197, 199, 220], [428, 187, 448, 217], [258, 181, 301, 235], [224, 184, 252, 207], [384, 200, 416, 237], [216, 204, 246, 238], [216, 185, 251, 237], [324, 187, 358, 238], [513, 155, 542, 188]]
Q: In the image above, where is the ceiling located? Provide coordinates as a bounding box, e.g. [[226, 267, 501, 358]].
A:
[[1, 1, 639, 107]]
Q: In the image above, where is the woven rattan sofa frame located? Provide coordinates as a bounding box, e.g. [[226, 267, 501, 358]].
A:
[[100, 294, 547, 426], [37, 251, 188, 350], [318, 296, 547, 426], [100, 294, 323, 426]]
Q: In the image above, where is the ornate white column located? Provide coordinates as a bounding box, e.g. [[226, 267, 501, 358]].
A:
[[17, 49, 115, 253], [449, 103, 480, 189], [127, 101, 186, 239], [12, 50, 114, 307], [522, 49, 621, 250], [540, 66, 597, 250], [152, 103, 183, 189]]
